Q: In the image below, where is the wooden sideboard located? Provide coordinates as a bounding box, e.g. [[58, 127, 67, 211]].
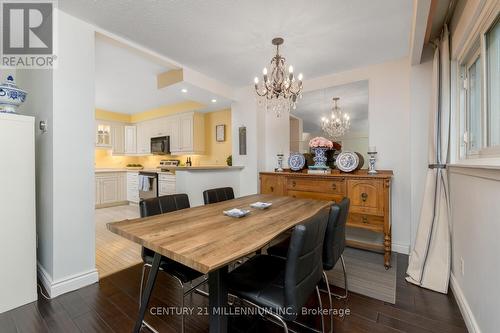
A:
[[259, 169, 393, 268]]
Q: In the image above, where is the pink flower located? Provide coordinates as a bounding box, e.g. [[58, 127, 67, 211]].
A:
[[309, 137, 334, 149]]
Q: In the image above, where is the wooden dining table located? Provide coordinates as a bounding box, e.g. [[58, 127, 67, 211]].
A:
[[107, 194, 331, 333]]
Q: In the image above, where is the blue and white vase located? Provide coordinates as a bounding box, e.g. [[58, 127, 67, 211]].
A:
[[0, 75, 27, 114], [312, 147, 329, 168]]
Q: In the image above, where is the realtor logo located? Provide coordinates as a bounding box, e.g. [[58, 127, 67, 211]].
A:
[[1, 0, 57, 68]]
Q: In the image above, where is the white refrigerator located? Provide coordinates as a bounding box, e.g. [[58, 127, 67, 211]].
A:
[[0, 113, 37, 313]]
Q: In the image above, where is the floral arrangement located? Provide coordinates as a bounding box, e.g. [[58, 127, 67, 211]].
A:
[[309, 137, 334, 149]]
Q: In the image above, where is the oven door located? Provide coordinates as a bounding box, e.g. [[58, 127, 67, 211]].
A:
[[138, 172, 158, 200]]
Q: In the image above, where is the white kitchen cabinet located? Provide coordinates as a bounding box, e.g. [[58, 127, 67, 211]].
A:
[[126, 172, 140, 203], [136, 121, 152, 154], [124, 125, 137, 154], [95, 121, 112, 148], [111, 124, 125, 154], [95, 172, 126, 207], [169, 112, 205, 155], [158, 173, 176, 196], [150, 117, 169, 138]]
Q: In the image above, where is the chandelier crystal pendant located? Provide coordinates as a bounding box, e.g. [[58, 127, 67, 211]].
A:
[[254, 37, 303, 117], [321, 97, 350, 140]]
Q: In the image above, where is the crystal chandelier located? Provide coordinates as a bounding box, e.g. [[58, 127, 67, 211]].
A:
[[321, 97, 350, 140], [254, 37, 303, 117]]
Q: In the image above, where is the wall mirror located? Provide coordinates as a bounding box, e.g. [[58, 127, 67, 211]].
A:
[[290, 80, 369, 167]]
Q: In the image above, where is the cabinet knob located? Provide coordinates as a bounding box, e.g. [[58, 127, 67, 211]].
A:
[[362, 216, 368, 224], [270, 186, 274, 192], [361, 192, 368, 202]]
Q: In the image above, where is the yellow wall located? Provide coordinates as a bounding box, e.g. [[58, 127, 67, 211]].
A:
[[95, 109, 131, 123], [130, 101, 205, 123], [95, 101, 205, 123], [199, 109, 232, 165], [94, 108, 232, 168]]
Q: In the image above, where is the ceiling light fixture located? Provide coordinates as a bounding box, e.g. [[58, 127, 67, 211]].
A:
[[321, 97, 350, 140], [254, 37, 303, 117], [181, 88, 188, 93], [211, 99, 217, 103]]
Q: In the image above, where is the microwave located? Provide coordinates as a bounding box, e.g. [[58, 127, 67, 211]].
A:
[[150, 136, 170, 155]]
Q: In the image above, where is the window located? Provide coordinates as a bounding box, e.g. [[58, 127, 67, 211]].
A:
[[466, 55, 482, 152], [486, 18, 500, 147], [460, 13, 500, 159]]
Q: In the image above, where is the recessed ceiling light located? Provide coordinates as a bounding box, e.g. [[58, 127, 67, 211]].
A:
[[181, 88, 188, 93], [211, 99, 217, 103]]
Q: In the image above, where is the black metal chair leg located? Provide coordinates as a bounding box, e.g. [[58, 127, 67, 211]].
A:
[[134, 253, 161, 333]]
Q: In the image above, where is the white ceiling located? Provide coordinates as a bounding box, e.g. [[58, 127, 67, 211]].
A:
[[62, 0, 413, 86], [95, 34, 232, 113], [292, 80, 368, 135]]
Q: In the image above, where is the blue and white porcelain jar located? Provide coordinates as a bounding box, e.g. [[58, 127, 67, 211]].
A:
[[312, 147, 329, 168], [0, 76, 27, 114]]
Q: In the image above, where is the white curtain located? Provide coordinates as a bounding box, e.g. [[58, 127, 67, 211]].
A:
[[406, 25, 451, 294]]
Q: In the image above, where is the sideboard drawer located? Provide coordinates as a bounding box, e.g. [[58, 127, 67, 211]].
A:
[[260, 174, 284, 195], [287, 190, 342, 203], [347, 213, 384, 232], [287, 177, 345, 195], [347, 179, 384, 215]]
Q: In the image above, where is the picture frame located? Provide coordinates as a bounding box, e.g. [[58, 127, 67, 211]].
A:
[[239, 126, 247, 155], [216, 124, 225, 142]]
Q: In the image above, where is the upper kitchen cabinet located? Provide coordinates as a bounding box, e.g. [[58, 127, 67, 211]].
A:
[[124, 125, 137, 154], [136, 121, 152, 154], [169, 112, 205, 155], [95, 122, 112, 148], [111, 124, 125, 154]]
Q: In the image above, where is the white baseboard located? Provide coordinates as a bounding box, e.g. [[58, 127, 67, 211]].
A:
[[37, 262, 98, 298], [392, 242, 410, 254], [450, 273, 481, 333]]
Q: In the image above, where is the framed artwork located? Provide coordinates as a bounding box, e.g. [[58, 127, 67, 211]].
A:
[[216, 124, 225, 142], [239, 126, 247, 155]]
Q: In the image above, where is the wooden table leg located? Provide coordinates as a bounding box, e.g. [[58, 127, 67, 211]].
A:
[[208, 266, 229, 333], [133, 253, 161, 333], [384, 233, 391, 269]]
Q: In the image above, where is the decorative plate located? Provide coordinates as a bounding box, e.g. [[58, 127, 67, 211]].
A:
[[223, 208, 250, 218], [288, 152, 306, 171], [336, 151, 359, 172], [250, 202, 272, 209]]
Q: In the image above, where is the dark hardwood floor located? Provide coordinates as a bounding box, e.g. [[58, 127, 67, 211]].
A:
[[0, 254, 467, 333]]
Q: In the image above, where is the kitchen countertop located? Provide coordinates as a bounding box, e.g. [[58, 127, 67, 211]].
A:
[[95, 166, 244, 173]]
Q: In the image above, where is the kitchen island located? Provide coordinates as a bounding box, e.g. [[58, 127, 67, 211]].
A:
[[175, 166, 244, 206]]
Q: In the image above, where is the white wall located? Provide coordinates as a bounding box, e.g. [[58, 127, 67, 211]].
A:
[[16, 10, 97, 297], [449, 168, 500, 333], [17, 69, 54, 277], [51, 11, 96, 283], [231, 88, 264, 195]]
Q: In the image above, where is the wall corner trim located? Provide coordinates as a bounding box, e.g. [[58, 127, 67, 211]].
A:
[[37, 262, 99, 298], [450, 273, 481, 333]]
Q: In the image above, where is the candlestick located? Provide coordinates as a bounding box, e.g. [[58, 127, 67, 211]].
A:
[[368, 150, 378, 174]]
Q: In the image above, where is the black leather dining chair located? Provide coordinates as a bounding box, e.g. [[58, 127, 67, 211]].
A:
[[202, 187, 235, 204], [227, 208, 329, 333], [267, 197, 350, 333], [139, 194, 207, 333]]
